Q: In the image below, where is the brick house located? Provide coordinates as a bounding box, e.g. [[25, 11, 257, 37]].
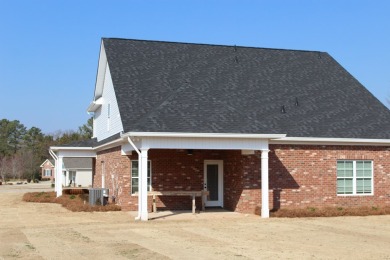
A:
[[50, 38, 390, 221], [40, 159, 55, 181]]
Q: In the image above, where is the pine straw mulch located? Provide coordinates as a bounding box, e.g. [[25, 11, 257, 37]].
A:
[[254, 205, 390, 218], [22, 191, 121, 212]]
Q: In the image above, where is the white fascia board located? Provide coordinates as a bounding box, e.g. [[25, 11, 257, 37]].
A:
[[50, 146, 94, 151], [87, 39, 107, 113], [123, 132, 286, 139], [141, 136, 269, 150], [271, 137, 390, 146], [49, 147, 96, 158], [94, 41, 107, 100], [40, 159, 54, 168]]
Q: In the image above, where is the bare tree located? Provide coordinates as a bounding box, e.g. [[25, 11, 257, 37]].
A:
[[18, 149, 34, 180], [0, 156, 10, 183], [11, 153, 24, 180]]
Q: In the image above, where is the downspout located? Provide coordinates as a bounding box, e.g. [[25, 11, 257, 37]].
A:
[[49, 149, 58, 192], [127, 137, 142, 221]]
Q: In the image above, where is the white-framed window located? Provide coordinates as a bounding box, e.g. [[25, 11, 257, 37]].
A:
[[44, 169, 52, 177], [131, 160, 151, 194], [337, 160, 373, 195]]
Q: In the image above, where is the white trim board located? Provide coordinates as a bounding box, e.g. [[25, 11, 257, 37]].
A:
[[271, 137, 390, 146]]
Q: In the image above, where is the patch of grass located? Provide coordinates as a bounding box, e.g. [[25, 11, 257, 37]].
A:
[[258, 205, 390, 218], [23, 191, 121, 212]]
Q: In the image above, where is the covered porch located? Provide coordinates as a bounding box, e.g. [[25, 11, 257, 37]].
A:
[[120, 132, 285, 221], [49, 147, 96, 197]]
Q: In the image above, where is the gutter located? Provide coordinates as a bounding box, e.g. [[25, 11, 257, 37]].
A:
[[48, 149, 58, 193], [126, 137, 142, 221], [121, 132, 287, 139], [270, 137, 390, 145]]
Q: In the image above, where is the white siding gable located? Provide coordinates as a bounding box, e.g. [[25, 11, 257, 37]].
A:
[[94, 62, 124, 141]]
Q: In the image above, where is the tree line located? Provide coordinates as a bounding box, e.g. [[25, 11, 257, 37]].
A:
[[0, 118, 92, 182]]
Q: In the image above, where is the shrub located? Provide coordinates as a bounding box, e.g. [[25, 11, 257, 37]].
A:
[[23, 192, 56, 203], [23, 191, 121, 212], [255, 205, 390, 218]]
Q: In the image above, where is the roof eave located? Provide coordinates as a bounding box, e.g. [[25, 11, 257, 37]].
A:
[[271, 137, 390, 145], [50, 146, 95, 151], [122, 132, 287, 139]]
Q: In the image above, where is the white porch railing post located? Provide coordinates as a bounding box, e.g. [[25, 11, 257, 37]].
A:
[[140, 148, 149, 221], [56, 156, 63, 197], [261, 149, 269, 218]]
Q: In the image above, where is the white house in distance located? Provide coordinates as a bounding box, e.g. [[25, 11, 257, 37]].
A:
[[62, 158, 93, 187]]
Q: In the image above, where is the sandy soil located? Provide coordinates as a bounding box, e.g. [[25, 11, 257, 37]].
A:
[[0, 182, 390, 259]]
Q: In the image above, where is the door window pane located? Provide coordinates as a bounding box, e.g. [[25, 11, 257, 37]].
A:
[[207, 165, 219, 201]]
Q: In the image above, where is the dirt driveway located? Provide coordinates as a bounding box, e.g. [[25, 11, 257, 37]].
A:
[[0, 182, 389, 259]]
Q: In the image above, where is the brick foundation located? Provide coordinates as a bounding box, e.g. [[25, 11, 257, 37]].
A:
[[92, 145, 390, 214]]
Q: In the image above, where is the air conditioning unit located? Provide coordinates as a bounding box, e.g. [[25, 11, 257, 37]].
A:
[[88, 188, 109, 206]]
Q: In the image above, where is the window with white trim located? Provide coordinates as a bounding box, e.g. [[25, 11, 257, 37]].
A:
[[44, 169, 52, 177], [337, 160, 373, 195], [131, 160, 151, 194]]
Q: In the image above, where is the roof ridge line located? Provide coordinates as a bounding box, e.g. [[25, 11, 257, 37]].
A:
[[102, 37, 326, 54]]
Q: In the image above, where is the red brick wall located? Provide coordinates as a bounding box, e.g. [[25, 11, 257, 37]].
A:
[[94, 147, 132, 209], [93, 145, 390, 214], [225, 145, 390, 214], [94, 148, 228, 211]]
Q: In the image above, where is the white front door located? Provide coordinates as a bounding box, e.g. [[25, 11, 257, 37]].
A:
[[204, 160, 223, 207]]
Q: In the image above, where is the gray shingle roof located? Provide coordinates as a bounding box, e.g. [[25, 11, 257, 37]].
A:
[[63, 158, 92, 169], [59, 138, 98, 147], [103, 38, 390, 139], [59, 134, 120, 148]]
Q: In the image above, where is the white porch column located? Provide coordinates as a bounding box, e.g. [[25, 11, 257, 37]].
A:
[[56, 156, 63, 197], [140, 148, 149, 221], [261, 149, 269, 218], [65, 171, 69, 186]]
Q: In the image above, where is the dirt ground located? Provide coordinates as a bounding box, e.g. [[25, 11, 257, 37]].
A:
[[0, 182, 390, 260]]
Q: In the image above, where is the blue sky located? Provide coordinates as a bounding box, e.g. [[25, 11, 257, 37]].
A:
[[0, 1, 389, 134]]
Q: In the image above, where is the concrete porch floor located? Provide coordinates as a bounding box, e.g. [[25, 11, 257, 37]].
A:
[[128, 208, 257, 221]]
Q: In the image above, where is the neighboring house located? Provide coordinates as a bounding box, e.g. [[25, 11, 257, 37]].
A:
[[40, 159, 55, 181], [62, 158, 93, 187], [50, 38, 390, 221]]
